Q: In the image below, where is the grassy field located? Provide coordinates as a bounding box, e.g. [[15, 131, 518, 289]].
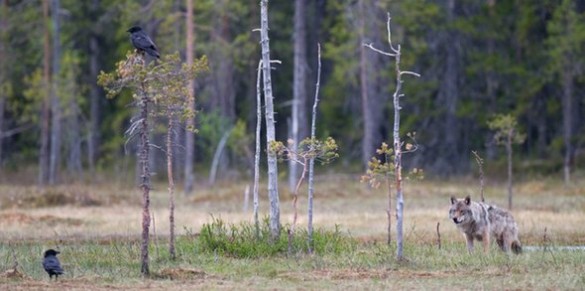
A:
[[1, 175, 584, 290]]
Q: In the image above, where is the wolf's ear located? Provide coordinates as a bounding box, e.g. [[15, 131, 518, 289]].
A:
[[450, 196, 457, 204], [464, 195, 471, 205]]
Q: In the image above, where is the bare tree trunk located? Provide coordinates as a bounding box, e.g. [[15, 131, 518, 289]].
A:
[[49, 0, 61, 185], [260, 0, 280, 240], [139, 79, 151, 276], [39, 0, 51, 185], [385, 164, 392, 245], [393, 46, 405, 260], [184, 0, 196, 195], [307, 43, 322, 254], [506, 133, 513, 209], [365, 12, 420, 261], [166, 114, 176, 260], [290, 0, 307, 192], [88, 0, 100, 174], [562, 69, 573, 185], [253, 60, 262, 238]]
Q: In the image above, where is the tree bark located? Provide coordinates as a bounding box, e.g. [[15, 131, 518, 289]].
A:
[[290, 0, 308, 192], [139, 79, 151, 276], [253, 60, 263, 239], [364, 12, 420, 261], [307, 44, 322, 254], [393, 45, 405, 260], [184, 0, 196, 195], [260, 0, 280, 240], [167, 114, 176, 260], [39, 0, 51, 185], [49, 0, 61, 184]]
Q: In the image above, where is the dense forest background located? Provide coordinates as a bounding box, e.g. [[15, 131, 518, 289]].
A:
[[0, 0, 584, 186]]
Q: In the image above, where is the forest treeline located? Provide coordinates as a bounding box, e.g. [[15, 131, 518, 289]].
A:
[[0, 0, 583, 185]]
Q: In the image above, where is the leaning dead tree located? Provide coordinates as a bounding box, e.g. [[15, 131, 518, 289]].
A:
[[98, 52, 206, 275], [364, 12, 420, 260]]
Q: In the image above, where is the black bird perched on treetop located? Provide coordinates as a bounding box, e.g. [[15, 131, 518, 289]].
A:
[[127, 26, 160, 59], [42, 249, 64, 280]]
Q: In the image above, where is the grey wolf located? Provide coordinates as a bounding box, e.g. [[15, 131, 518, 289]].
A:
[[449, 195, 522, 254]]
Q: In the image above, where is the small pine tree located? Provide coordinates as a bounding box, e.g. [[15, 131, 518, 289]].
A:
[[488, 114, 525, 210], [98, 52, 207, 275]]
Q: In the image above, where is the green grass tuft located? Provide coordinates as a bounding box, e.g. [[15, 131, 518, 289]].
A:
[[198, 217, 357, 258]]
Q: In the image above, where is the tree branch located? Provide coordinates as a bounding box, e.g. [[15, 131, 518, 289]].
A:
[[363, 43, 396, 57]]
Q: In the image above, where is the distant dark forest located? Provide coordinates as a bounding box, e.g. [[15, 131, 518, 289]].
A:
[[0, 0, 584, 184]]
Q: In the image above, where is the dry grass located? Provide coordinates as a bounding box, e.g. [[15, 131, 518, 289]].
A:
[[0, 176, 584, 289]]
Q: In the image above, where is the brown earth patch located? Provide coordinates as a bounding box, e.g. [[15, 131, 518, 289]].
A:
[[155, 268, 208, 280], [0, 212, 83, 226]]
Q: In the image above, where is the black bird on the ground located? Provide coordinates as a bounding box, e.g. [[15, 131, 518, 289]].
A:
[[42, 249, 64, 280], [127, 26, 160, 59]]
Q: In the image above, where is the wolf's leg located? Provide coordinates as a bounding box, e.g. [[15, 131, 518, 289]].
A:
[[465, 233, 474, 253], [482, 228, 490, 254], [502, 232, 512, 253]]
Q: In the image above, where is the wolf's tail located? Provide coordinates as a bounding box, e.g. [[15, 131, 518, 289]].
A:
[[512, 240, 522, 254]]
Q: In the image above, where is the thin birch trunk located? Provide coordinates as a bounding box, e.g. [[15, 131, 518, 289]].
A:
[[307, 43, 322, 254], [393, 44, 404, 260], [385, 162, 392, 245], [260, 0, 280, 240], [364, 13, 420, 261], [184, 0, 196, 195], [253, 60, 263, 239]]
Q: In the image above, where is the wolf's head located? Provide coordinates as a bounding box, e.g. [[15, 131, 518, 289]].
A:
[[449, 195, 472, 225]]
